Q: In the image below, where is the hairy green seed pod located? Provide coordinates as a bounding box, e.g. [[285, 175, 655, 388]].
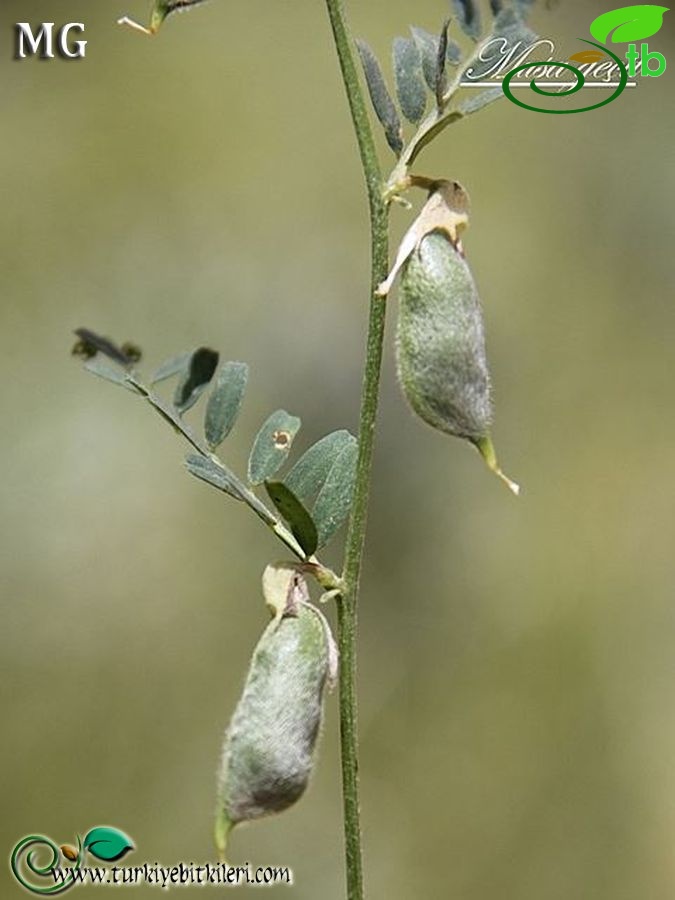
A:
[[397, 230, 491, 440], [396, 229, 519, 494], [215, 578, 333, 860]]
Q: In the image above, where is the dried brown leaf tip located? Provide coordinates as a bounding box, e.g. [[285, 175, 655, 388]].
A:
[[377, 180, 470, 297]]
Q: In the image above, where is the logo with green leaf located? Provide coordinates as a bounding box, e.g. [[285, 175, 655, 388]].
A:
[[503, 3, 668, 113], [589, 4, 669, 43], [10, 826, 134, 894]]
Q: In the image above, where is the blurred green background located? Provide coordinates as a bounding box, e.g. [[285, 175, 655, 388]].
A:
[[3, 1, 674, 896]]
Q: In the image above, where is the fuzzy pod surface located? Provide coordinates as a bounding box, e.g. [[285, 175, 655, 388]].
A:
[[216, 602, 330, 855], [397, 230, 492, 441]]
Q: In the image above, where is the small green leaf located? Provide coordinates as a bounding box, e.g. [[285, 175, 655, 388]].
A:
[[410, 26, 460, 79], [589, 5, 668, 44], [173, 347, 219, 415], [463, 9, 537, 82], [446, 39, 462, 66], [312, 437, 358, 548], [84, 358, 139, 392], [284, 430, 355, 502], [393, 37, 427, 124], [436, 19, 450, 105], [151, 0, 209, 32], [73, 328, 133, 367], [459, 86, 504, 115], [494, 6, 539, 41], [265, 481, 318, 557], [185, 454, 245, 502], [247, 410, 301, 485], [204, 361, 248, 449], [118, 0, 211, 35], [83, 827, 134, 863], [453, 0, 482, 42], [411, 27, 441, 92], [356, 39, 403, 156], [150, 351, 191, 385]]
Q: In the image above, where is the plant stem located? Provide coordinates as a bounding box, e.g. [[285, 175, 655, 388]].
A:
[[324, 1, 390, 898]]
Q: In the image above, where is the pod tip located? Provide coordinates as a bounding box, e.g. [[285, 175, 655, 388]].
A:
[[473, 436, 520, 497], [500, 471, 521, 496], [117, 16, 155, 35], [214, 811, 233, 864]]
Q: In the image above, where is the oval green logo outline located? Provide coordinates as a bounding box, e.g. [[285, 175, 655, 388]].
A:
[[502, 40, 628, 114]]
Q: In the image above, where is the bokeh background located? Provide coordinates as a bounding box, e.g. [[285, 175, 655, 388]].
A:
[[3, 1, 674, 896]]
